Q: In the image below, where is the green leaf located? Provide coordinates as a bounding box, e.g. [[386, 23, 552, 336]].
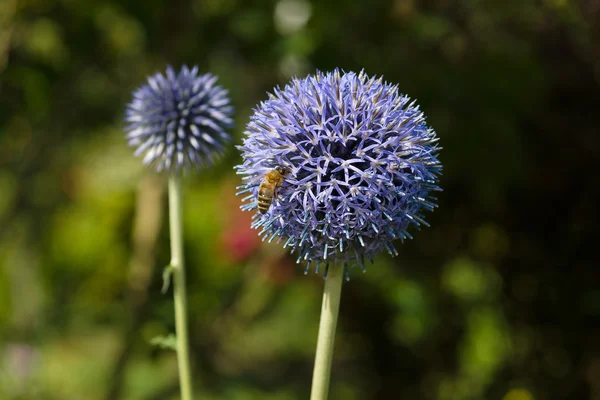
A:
[[150, 334, 177, 351]]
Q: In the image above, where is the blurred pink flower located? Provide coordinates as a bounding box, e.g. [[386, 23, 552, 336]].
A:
[[3, 343, 37, 387], [220, 186, 261, 262], [221, 223, 261, 262]]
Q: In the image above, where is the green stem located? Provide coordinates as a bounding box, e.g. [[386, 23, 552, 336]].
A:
[[168, 174, 194, 400], [310, 264, 344, 400]]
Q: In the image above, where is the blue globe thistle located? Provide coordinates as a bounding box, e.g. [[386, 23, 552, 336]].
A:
[[236, 69, 442, 275], [125, 65, 234, 172]]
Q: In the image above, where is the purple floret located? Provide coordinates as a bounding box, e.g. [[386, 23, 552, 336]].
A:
[[125, 65, 234, 172], [236, 69, 442, 275]]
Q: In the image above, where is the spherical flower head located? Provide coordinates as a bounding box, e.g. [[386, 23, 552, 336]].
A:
[[236, 69, 442, 274], [125, 65, 234, 172]]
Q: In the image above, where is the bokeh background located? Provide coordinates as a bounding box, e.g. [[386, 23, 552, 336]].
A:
[[1, 0, 599, 399]]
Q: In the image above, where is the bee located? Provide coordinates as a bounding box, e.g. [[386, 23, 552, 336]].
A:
[[258, 166, 290, 214]]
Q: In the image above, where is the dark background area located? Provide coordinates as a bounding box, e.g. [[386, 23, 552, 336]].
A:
[[1, 0, 599, 399]]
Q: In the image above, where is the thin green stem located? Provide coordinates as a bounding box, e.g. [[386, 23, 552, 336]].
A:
[[310, 264, 344, 400], [168, 174, 194, 400]]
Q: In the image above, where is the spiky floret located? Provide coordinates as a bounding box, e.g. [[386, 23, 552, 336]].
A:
[[236, 69, 442, 275], [125, 65, 234, 172]]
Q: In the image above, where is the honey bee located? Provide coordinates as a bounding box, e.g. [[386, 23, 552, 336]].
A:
[[258, 166, 290, 214]]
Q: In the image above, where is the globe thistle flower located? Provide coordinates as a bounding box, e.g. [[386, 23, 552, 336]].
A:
[[236, 69, 442, 275], [125, 65, 234, 172]]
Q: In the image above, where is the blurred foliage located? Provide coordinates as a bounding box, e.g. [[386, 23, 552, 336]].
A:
[[0, 0, 599, 399]]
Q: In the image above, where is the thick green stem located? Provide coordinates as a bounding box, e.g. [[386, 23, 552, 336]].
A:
[[310, 264, 344, 400], [168, 174, 193, 400]]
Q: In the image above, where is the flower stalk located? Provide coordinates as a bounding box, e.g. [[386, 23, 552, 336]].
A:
[[168, 174, 193, 400], [236, 69, 442, 398], [125, 65, 234, 400], [310, 265, 344, 400]]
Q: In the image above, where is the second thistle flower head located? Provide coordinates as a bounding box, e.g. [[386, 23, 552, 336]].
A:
[[236, 69, 442, 274], [125, 65, 234, 172]]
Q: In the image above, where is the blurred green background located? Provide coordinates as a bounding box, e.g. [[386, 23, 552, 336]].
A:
[[1, 0, 599, 399]]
